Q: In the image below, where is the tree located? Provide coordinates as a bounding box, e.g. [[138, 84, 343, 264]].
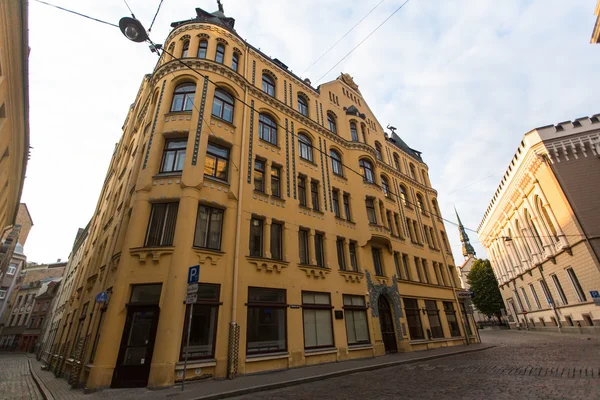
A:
[[467, 259, 504, 323]]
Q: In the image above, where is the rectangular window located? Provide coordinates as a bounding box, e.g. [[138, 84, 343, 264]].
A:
[[332, 190, 340, 217], [443, 302, 461, 337], [247, 288, 287, 355], [145, 203, 179, 246], [402, 254, 411, 280], [302, 292, 334, 349], [180, 284, 220, 360], [438, 263, 447, 286], [160, 138, 187, 173], [254, 159, 265, 192], [298, 229, 309, 264], [386, 211, 394, 235], [271, 166, 281, 198], [336, 238, 346, 270], [440, 230, 448, 251], [394, 252, 402, 279], [343, 295, 370, 345], [193, 205, 224, 250], [551, 274, 568, 305], [204, 142, 229, 181], [414, 257, 423, 282], [404, 298, 424, 340], [314, 232, 325, 267], [372, 247, 384, 276], [520, 287, 531, 311], [540, 280, 552, 306], [366, 199, 377, 224], [406, 218, 415, 241], [349, 241, 358, 271], [310, 181, 320, 211], [433, 262, 441, 285], [0, 290, 6, 300], [566, 267, 587, 302], [249, 218, 263, 257], [343, 193, 351, 221], [448, 266, 457, 287], [421, 259, 430, 283], [7, 263, 17, 275], [393, 214, 401, 238], [270, 223, 283, 261], [529, 284, 541, 309], [425, 300, 444, 339], [298, 176, 307, 206]]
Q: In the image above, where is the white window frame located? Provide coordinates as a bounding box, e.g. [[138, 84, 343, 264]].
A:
[[0, 289, 6, 300], [566, 267, 587, 303]]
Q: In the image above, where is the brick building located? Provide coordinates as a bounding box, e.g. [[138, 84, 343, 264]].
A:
[[478, 114, 600, 332]]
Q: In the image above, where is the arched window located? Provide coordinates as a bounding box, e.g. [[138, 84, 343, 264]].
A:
[[409, 163, 416, 180], [298, 133, 313, 162], [399, 185, 409, 206], [350, 122, 359, 141], [258, 113, 277, 145], [182, 40, 190, 58], [215, 44, 225, 63], [359, 159, 374, 183], [393, 154, 401, 171], [416, 194, 425, 214], [381, 175, 390, 198], [536, 197, 559, 242], [262, 74, 275, 96], [197, 40, 207, 58], [330, 149, 343, 176], [211, 89, 234, 122], [327, 113, 337, 133], [232, 52, 239, 71], [170, 83, 196, 112], [361, 124, 367, 142], [375, 142, 383, 161], [421, 170, 428, 186], [431, 199, 439, 217], [524, 209, 543, 251], [515, 219, 532, 257], [297, 95, 309, 116]]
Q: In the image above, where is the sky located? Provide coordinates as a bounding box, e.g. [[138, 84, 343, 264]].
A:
[[22, 0, 600, 266]]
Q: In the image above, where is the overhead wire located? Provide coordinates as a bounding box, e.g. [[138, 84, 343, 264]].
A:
[[148, 0, 165, 32], [32, 0, 119, 28], [122, 0, 136, 18], [302, 0, 386, 74], [315, 0, 411, 84]]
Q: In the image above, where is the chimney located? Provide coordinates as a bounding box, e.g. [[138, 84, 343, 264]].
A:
[[57, 258, 61, 263]]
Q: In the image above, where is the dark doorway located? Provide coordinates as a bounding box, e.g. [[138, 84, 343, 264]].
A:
[[378, 296, 397, 353], [111, 305, 160, 388]]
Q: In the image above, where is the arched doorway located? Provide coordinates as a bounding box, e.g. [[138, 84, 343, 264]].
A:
[[378, 296, 397, 353]]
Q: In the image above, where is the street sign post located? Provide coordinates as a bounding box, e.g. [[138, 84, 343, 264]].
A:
[[182, 265, 200, 391]]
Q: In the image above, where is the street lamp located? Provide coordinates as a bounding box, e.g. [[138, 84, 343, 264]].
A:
[[119, 17, 148, 43]]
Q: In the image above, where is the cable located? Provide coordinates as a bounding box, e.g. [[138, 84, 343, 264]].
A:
[[446, 171, 505, 195], [315, 0, 411, 84], [149, 0, 165, 32], [302, 0, 385, 74], [32, 0, 119, 28], [123, 0, 136, 18]]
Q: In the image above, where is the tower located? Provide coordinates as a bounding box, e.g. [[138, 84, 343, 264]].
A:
[[456, 207, 476, 259]]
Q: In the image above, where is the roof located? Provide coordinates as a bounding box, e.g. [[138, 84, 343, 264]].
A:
[[388, 131, 423, 162]]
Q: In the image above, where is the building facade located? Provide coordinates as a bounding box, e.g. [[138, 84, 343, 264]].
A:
[[592, 0, 600, 43], [478, 114, 600, 332], [46, 5, 477, 390], [0, 261, 66, 350], [0, 0, 29, 239]]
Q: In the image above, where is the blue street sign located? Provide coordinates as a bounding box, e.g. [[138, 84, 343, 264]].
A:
[[187, 265, 200, 284], [96, 291, 109, 304], [590, 290, 599, 298]]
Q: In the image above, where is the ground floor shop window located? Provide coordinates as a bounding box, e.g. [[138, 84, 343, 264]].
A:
[[302, 292, 334, 349], [425, 300, 444, 339], [180, 284, 220, 360], [247, 287, 287, 354], [403, 298, 424, 340], [343, 295, 370, 345], [443, 302, 461, 337]]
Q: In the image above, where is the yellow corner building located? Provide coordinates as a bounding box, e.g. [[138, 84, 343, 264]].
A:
[[44, 4, 478, 390]]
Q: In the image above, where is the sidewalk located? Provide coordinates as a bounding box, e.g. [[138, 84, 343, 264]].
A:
[[28, 343, 493, 400]]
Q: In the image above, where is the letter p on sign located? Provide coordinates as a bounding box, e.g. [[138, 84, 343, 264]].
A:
[[188, 265, 200, 284]]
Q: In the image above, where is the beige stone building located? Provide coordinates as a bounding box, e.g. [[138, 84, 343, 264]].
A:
[[592, 0, 600, 43], [478, 114, 600, 332], [0, 0, 29, 252], [45, 4, 477, 390]]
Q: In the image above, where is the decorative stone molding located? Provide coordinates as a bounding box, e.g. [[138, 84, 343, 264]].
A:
[[129, 246, 174, 264], [366, 272, 404, 342], [180, 34, 191, 41], [86, 274, 98, 292], [197, 33, 210, 39], [298, 265, 331, 279], [233, 47, 242, 55], [262, 69, 277, 81], [247, 257, 289, 273], [194, 248, 224, 266], [339, 270, 364, 283], [216, 37, 229, 45]]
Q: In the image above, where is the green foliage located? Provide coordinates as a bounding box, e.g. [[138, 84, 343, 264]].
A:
[[466, 259, 504, 319]]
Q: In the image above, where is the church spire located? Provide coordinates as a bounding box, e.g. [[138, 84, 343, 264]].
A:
[[455, 207, 476, 258]]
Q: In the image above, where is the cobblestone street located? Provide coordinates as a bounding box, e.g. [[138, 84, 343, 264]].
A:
[[234, 330, 600, 400], [1, 330, 599, 400]]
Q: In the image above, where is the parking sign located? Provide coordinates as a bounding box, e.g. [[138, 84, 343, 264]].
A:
[[187, 265, 200, 284]]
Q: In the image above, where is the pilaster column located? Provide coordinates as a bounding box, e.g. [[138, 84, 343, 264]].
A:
[[308, 229, 316, 265], [283, 224, 295, 262], [407, 219, 416, 242], [264, 218, 272, 259], [373, 199, 382, 225], [307, 180, 314, 210], [265, 161, 272, 196], [343, 238, 352, 271]]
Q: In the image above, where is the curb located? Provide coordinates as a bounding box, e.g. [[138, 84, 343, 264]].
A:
[[189, 345, 495, 400], [27, 356, 55, 400]]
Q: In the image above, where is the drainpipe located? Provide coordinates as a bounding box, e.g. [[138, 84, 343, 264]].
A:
[[228, 43, 250, 379]]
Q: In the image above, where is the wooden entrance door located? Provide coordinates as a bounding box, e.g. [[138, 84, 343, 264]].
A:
[[111, 305, 160, 388], [378, 296, 397, 353]]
